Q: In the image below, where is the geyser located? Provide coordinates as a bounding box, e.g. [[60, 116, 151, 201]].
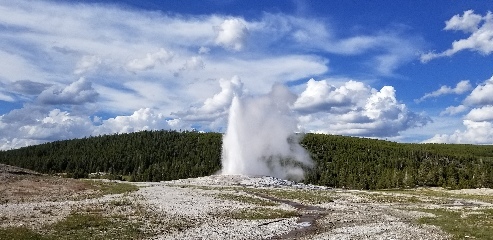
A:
[[221, 83, 313, 181]]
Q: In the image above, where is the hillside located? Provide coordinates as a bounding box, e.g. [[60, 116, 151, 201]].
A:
[[1, 130, 493, 190]]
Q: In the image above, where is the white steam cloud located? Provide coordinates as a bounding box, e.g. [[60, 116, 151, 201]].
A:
[[221, 84, 313, 181]]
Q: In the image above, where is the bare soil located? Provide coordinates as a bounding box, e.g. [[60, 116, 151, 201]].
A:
[[0, 164, 98, 204]]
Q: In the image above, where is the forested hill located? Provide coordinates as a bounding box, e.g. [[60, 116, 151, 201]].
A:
[[1, 130, 493, 190]]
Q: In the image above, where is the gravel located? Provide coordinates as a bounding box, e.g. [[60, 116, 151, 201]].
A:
[[2, 171, 480, 239], [135, 175, 452, 239]]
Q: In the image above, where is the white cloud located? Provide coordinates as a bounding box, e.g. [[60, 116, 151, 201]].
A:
[[0, 106, 185, 149], [37, 77, 99, 105], [0, 108, 95, 145], [0, 50, 47, 83], [184, 56, 205, 70], [126, 48, 174, 71], [293, 79, 370, 114], [424, 120, 493, 144], [0, 91, 14, 102], [440, 105, 468, 116], [176, 76, 243, 122], [416, 80, 472, 102], [203, 55, 328, 93], [251, 13, 423, 76], [74, 55, 102, 75], [444, 9, 484, 33], [464, 76, 493, 105], [365, 86, 401, 120], [421, 10, 493, 62], [465, 105, 493, 122], [424, 76, 493, 144], [95, 108, 179, 135], [214, 18, 249, 51], [295, 79, 431, 137], [0, 1, 431, 149]]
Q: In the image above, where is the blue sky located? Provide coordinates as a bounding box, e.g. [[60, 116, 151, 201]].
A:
[[1, 0, 493, 149]]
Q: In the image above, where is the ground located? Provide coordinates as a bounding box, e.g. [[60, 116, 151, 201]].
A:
[[1, 164, 493, 239]]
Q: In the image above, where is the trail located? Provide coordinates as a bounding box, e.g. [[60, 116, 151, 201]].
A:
[[252, 192, 328, 239]]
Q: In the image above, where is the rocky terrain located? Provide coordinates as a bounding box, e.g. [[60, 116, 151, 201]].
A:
[[1, 164, 493, 239]]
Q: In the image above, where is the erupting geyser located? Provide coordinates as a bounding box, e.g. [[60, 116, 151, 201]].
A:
[[221, 84, 313, 181]]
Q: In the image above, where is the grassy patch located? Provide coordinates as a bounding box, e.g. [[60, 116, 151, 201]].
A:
[[0, 227, 46, 240], [85, 180, 139, 195], [214, 193, 278, 206], [229, 207, 299, 220], [417, 208, 493, 239], [0, 212, 146, 240], [380, 188, 493, 204], [50, 212, 144, 240], [361, 192, 426, 204]]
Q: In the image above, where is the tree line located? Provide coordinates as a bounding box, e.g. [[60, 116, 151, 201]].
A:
[[0, 130, 492, 189]]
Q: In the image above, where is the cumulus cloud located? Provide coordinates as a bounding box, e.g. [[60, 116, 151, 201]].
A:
[[37, 77, 99, 105], [95, 108, 179, 135], [425, 76, 493, 144], [293, 79, 371, 114], [295, 79, 431, 137], [416, 80, 472, 103], [424, 120, 493, 144], [176, 76, 243, 121], [0, 107, 94, 149], [126, 48, 174, 71], [421, 10, 493, 62], [465, 105, 493, 122], [21, 109, 94, 139], [444, 9, 484, 33], [464, 76, 493, 105], [0, 105, 185, 149], [214, 18, 249, 51]]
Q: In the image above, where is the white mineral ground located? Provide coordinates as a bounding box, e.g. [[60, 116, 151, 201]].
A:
[[4, 171, 493, 239]]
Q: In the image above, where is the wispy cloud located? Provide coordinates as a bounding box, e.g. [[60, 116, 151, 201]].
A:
[[421, 10, 493, 63], [415, 80, 472, 103]]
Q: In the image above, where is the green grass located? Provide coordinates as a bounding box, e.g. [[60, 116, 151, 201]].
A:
[[360, 192, 427, 204], [0, 212, 146, 240], [0, 227, 46, 240], [85, 180, 139, 196], [417, 208, 493, 240], [379, 188, 493, 203]]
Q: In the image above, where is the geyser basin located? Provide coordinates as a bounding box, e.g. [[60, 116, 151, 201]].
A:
[[221, 84, 313, 181]]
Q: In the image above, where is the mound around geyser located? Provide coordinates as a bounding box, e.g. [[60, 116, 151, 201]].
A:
[[221, 83, 313, 181]]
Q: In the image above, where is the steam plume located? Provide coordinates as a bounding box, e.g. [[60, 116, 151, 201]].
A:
[[221, 83, 313, 181]]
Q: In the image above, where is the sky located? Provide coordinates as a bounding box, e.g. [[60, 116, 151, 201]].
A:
[[0, 0, 493, 150]]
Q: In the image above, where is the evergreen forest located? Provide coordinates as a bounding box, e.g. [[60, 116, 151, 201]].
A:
[[1, 130, 493, 190]]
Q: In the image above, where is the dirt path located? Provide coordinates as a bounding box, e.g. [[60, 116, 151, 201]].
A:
[[252, 192, 327, 239]]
